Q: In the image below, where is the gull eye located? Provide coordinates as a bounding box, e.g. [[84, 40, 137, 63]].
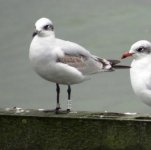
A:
[[137, 47, 144, 52], [43, 24, 54, 30]]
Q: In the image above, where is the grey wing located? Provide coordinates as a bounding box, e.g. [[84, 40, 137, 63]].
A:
[[57, 54, 87, 72], [56, 39, 91, 57], [56, 39, 112, 75]]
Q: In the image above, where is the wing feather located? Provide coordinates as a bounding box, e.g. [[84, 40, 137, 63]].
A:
[[56, 38, 113, 74], [57, 54, 89, 73]]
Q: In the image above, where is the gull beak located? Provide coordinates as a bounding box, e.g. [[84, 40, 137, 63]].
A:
[[121, 51, 135, 59], [32, 30, 40, 37]]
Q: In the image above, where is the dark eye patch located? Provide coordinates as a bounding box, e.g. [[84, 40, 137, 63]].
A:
[[43, 24, 54, 30], [137, 47, 144, 52]]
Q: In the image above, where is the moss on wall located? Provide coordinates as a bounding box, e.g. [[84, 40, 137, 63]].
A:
[[0, 109, 151, 150]]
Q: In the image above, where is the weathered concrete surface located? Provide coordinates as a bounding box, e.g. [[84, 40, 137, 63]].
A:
[[0, 108, 151, 150]]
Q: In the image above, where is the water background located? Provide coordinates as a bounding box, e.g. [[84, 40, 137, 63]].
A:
[[1, 0, 151, 113]]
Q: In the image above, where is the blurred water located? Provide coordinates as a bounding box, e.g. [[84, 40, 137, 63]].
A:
[[0, 0, 151, 113]]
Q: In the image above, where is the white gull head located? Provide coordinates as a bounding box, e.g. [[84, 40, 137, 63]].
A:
[[130, 40, 151, 59], [33, 18, 54, 37]]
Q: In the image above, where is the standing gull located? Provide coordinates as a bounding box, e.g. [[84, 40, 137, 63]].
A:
[[29, 17, 129, 113], [122, 40, 151, 107]]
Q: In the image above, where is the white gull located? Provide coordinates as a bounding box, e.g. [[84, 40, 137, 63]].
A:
[[122, 40, 151, 107], [30, 17, 129, 113]]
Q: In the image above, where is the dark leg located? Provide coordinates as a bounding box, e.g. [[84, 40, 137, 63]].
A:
[[44, 84, 69, 114], [56, 83, 61, 112], [67, 85, 71, 100], [67, 85, 71, 112]]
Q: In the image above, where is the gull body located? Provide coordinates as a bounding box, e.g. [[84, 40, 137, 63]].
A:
[[30, 36, 104, 84], [30, 26, 111, 84], [30, 18, 127, 112], [122, 40, 151, 106]]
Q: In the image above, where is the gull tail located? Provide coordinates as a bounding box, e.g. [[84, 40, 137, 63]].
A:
[[94, 56, 130, 70], [108, 59, 130, 69]]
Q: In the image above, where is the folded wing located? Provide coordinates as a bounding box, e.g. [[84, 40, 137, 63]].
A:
[[56, 39, 129, 75]]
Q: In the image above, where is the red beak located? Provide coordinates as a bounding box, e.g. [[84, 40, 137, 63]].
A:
[[121, 51, 134, 59]]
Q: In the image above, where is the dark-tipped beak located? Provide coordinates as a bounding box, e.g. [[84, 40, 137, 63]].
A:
[[32, 30, 38, 37], [121, 51, 134, 59]]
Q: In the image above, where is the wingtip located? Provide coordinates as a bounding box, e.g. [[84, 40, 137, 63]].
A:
[[108, 59, 130, 69], [108, 59, 121, 65], [112, 65, 131, 69]]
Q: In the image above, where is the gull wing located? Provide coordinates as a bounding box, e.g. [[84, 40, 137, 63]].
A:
[[56, 39, 112, 74]]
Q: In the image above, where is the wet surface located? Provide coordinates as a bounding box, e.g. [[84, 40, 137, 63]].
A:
[[1, 107, 151, 121]]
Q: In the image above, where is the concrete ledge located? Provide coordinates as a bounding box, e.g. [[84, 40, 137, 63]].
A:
[[0, 108, 151, 150]]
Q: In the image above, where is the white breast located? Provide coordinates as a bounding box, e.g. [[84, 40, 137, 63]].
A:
[[29, 37, 86, 84], [130, 56, 151, 106]]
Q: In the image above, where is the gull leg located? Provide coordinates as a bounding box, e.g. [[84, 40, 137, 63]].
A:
[[56, 83, 61, 112], [67, 85, 72, 112], [43, 84, 61, 113], [44, 84, 71, 114]]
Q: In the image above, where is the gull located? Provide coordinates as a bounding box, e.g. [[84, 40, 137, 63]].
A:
[[122, 40, 151, 107], [29, 17, 129, 113]]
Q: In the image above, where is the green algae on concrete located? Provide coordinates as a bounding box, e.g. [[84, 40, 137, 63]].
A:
[[0, 108, 151, 150]]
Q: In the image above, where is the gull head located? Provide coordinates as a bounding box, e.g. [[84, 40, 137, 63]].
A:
[[32, 18, 54, 37], [122, 40, 151, 60]]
